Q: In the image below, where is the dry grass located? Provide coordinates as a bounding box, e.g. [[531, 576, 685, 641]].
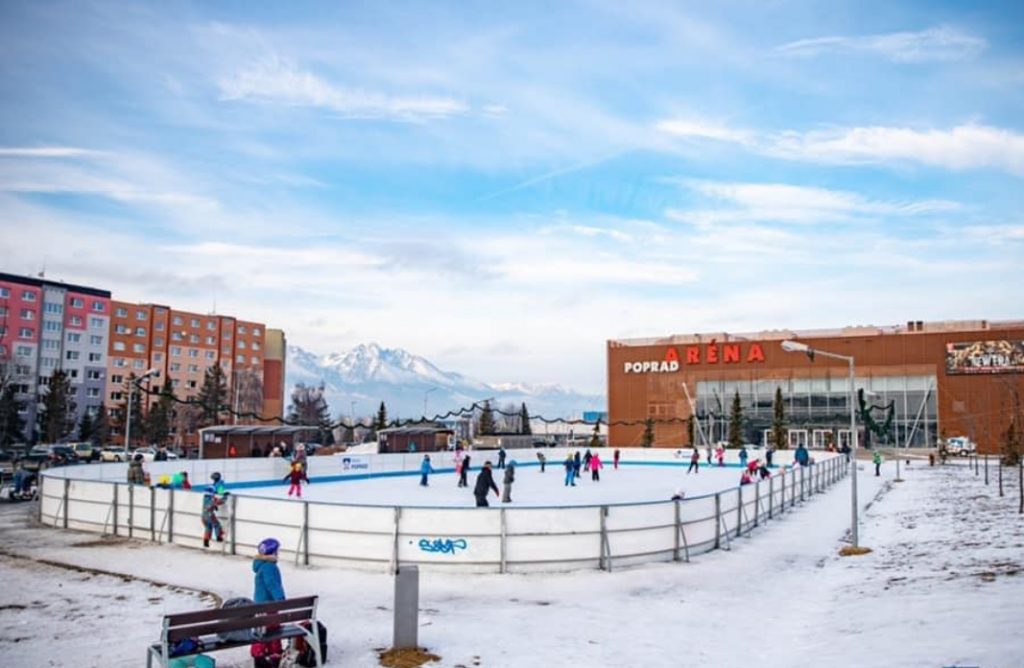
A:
[[839, 545, 873, 557], [378, 647, 442, 668]]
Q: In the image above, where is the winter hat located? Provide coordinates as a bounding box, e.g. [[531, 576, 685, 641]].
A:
[[211, 472, 222, 482], [258, 537, 280, 555], [509, 460, 517, 467]]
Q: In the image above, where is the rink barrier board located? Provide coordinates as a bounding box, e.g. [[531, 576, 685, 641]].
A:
[[38, 449, 847, 574]]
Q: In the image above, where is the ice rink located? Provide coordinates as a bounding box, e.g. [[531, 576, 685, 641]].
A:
[[242, 459, 757, 507]]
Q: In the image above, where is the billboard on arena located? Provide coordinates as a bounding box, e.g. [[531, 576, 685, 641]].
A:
[[945, 340, 1024, 375]]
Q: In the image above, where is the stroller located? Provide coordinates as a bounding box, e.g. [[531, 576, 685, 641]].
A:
[[3, 469, 38, 501]]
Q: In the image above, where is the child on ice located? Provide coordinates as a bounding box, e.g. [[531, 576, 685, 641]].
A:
[[420, 454, 435, 486], [283, 462, 308, 497], [590, 452, 603, 481]]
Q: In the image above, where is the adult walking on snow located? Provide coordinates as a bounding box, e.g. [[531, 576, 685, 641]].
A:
[[873, 450, 883, 476], [474, 461, 500, 507], [502, 460, 516, 502]]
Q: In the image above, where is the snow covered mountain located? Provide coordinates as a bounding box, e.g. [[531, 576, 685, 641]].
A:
[[285, 343, 604, 421]]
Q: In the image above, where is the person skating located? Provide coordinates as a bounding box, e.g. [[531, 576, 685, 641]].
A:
[[794, 444, 810, 467], [127, 453, 146, 485], [766, 444, 775, 467], [873, 450, 883, 476], [715, 444, 725, 467], [292, 443, 308, 474], [563, 454, 576, 486], [705, 444, 713, 466], [419, 454, 435, 486], [155, 446, 169, 462], [454, 448, 465, 483], [283, 462, 308, 497], [201, 486, 225, 547], [537, 451, 546, 472], [687, 448, 700, 474], [502, 460, 516, 502], [740, 471, 753, 486], [497, 447, 506, 469], [738, 446, 748, 470], [583, 449, 593, 472], [473, 461, 500, 507], [573, 450, 582, 479], [613, 448, 620, 470], [459, 453, 471, 488], [210, 471, 228, 495], [590, 452, 603, 481]]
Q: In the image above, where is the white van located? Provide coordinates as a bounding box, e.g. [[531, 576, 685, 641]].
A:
[[945, 437, 977, 457]]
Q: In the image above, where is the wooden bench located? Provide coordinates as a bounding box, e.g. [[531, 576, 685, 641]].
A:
[[147, 595, 323, 667]]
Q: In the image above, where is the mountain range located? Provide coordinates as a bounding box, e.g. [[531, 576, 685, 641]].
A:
[[284, 343, 604, 422]]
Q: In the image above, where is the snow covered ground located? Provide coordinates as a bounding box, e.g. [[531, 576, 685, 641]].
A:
[[246, 460, 746, 507], [1, 457, 1021, 667]]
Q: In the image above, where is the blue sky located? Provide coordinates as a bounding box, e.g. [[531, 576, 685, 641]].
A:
[[1, 0, 1022, 394]]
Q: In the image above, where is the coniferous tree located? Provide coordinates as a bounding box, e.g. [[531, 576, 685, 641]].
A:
[[287, 383, 333, 444], [375, 401, 388, 431], [478, 400, 496, 436], [519, 403, 532, 435], [772, 386, 788, 450], [90, 402, 109, 447], [144, 383, 175, 446], [0, 384, 25, 447], [38, 369, 76, 442], [728, 390, 744, 448], [197, 364, 228, 425], [77, 411, 94, 442], [687, 415, 696, 447], [641, 417, 655, 448], [589, 420, 601, 448]]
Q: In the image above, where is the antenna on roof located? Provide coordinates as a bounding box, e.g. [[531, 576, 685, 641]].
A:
[[38, 262, 46, 278]]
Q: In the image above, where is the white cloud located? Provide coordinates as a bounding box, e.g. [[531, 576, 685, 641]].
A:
[[218, 55, 468, 121], [667, 180, 960, 226], [766, 124, 1024, 174], [654, 118, 753, 144], [0, 147, 100, 158], [775, 26, 986, 63], [655, 120, 1024, 176]]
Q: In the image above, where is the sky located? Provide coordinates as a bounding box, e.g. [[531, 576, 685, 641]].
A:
[[1, 0, 1022, 395]]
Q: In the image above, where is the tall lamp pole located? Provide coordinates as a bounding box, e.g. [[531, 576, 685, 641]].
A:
[[781, 341, 859, 548], [124, 368, 159, 451]]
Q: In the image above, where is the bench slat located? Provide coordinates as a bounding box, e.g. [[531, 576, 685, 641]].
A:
[[166, 609, 315, 643], [166, 596, 317, 626], [154, 626, 309, 659]]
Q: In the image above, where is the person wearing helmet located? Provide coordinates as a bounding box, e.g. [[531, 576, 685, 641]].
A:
[[253, 538, 285, 603], [201, 486, 225, 548], [210, 471, 228, 495]]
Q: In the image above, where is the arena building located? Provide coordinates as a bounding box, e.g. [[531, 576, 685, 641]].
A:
[[607, 319, 1024, 455]]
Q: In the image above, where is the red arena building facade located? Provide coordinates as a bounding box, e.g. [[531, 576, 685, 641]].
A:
[[607, 319, 1024, 455]]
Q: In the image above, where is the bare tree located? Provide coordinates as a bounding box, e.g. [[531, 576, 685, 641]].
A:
[[232, 368, 265, 419], [499, 402, 520, 433]]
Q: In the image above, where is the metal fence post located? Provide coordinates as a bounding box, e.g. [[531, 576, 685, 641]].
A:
[[779, 470, 785, 514], [229, 493, 238, 556], [150, 487, 156, 542], [714, 493, 721, 549], [599, 506, 611, 572], [673, 500, 681, 562], [754, 482, 760, 528], [984, 455, 989, 485], [768, 476, 774, 519], [736, 487, 743, 538], [303, 501, 310, 566], [389, 507, 401, 575], [128, 484, 134, 538], [112, 484, 119, 536], [62, 479, 70, 529], [168, 488, 174, 544], [500, 508, 508, 574]]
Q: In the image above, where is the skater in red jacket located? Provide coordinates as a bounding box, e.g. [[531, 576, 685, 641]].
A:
[[283, 462, 309, 497]]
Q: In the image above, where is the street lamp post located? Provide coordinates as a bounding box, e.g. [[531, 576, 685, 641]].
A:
[[781, 341, 859, 548], [124, 368, 159, 451]]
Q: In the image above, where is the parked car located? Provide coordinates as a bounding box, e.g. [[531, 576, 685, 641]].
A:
[[946, 437, 977, 457], [100, 447, 131, 462], [25, 444, 77, 468], [0, 450, 14, 477], [69, 442, 100, 461], [132, 447, 179, 462]]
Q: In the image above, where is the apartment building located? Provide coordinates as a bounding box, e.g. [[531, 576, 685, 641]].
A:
[[0, 272, 111, 441]]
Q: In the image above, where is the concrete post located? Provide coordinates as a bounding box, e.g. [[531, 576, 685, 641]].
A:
[[168, 488, 174, 543], [714, 493, 721, 549], [393, 565, 420, 650], [62, 478, 70, 529]]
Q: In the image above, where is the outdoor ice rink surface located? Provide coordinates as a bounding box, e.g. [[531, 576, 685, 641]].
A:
[[242, 459, 756, 507]]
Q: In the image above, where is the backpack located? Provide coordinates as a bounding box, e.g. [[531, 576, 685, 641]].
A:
[[219, 597, 261, 642], [293, 621, 328, 667]]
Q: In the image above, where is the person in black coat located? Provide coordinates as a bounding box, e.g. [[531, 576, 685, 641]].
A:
[[459, 454, 471, 487], [473, 461, 500, 507], [497, 447, 506, 469], [573, 450, 582, 479]]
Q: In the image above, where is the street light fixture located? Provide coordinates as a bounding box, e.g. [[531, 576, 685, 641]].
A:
[[124, 367, 159, 452], [780, 340, 860, 548]]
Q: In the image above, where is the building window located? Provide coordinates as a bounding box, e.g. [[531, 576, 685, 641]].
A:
[[155, 321, 165, 331], [207, 320, 216, 330], [205, 336, 216, 345], [21, 309, 35, 320], [22, 290, 36, 301], [223, 331, 232, 340], [92, 301, 105, 312], [87, 387, 100, 398], [171, 346, 182, 357], [88, 352, 102, 362], [238, 325, 247, 334], [18, 327, 33, 338], [135, 327, 146, 336], [16, 364, 32, 376], [236, 354, 245, 363], [153, 352, 163, 362], [44, 321, 61, 332], [252, 342, 261, 351], [115, 324, 128, 334], [133, 359, 144, 369], [111, 374, 123, 384], [69, 297, 84, 308], [204, 350, 215, 360], [171, 332, 182, 341], [66, 350, 80, 360], [188, 364, 199, 373], [188, 349, 199, 358], [87, 370, 103, 380], [113, 341, 126, 351], [172, 315, 183, 326], [90, 317, 104, 329], [136, 310, 147, 320], [44, 303, 63, 314], [171, 379, 180, 388], [0, 307, 6, 317], [189, 334, 199, 344], [113, 358, 126, 368], [0, 287, 8, 298], [251, 356, 259, 365], [68, 369, 78, 379], [43, 340, 59, 350], [238, 340, 247, 350], [187, 380, 197, 389], [110, 391, 123, 402], [67, 332, 81, 343], [253, 328, 262, 337], [15, 345, 32, 357], [154, 336, 164, 346], [89, 335, 103, 345], [169, 363, 180, 372], [116, 307, 128, 317], [41, 357, 56, 368], [132, 343, 145, 353], [189, 318, 199, 328], [69, 315, 82, 326]]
